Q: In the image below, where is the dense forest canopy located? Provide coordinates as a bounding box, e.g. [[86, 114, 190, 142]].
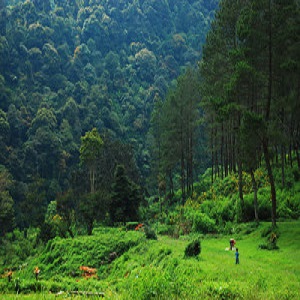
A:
[[0, 0, 299, 239], [0, 0, 218, 233]]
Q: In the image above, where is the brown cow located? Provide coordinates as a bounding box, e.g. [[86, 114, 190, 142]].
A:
[[79, 266, 97, 278]]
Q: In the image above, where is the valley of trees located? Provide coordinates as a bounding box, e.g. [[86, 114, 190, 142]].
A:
[[0, 0, 218, 236], [0, 0, 299, 245]]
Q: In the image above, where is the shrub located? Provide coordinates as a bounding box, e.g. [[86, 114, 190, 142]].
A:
[[126, 222, 139, 231], [259, 226, 279, 250], [203, 281, 242, 300], [192, 212, 216, 234], [261, 226, 279, 238], [156, 223, 174, 236], [258, 242, 279, 250], [144, 225, 157, 240], [214, 197, 235, 222], [257, 188, 272, 220], [184, 239, 201, 257], [243, 194, 256, 221], [277, 193, 300, 220]]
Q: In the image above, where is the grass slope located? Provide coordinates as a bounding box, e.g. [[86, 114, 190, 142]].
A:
[[0, 221, 299, 299]]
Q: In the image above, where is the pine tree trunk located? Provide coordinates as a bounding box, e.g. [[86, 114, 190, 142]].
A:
[[211, 126, 214, 183], [296, 142, 300, 170], [250, 169, 259, 222], [281, 145, 285, 188], [181, 149, 185, 205], [90, 168, 95, 194], [168, 170, 174, 197], [263, 0, 276, 227], [87, 220, 93, 235], [237, 151, 244, 221], [189, 132, 194, 195], [263, 139, 277, 227], [221, 123, 224, 179]]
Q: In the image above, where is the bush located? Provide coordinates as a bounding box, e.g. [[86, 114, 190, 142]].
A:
[[156, 223, 175, 236], [144, 225, 157, 240], [261, 226, 279, 238], [259, 226, 279, 250], [243, 194, 256, 221], [277, 193, 300, 220], [214, 197, 235, 222], [258, 242, 279, 250], [192, 212, 216, 234], [126, 222, 139, 231], [184, 239, 201, 257], [257, 188, 272, 220]]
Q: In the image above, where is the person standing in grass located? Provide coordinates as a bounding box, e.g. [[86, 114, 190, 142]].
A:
[[34, 266, 40, 280], [229, 238, 236, 250], [235, 248, 240, 264]]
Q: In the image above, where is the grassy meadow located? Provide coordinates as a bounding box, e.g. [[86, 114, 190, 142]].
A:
[[0, 221, 299, 300]]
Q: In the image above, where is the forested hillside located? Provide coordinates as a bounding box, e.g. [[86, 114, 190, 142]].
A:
[[0, 0, 300, 298], [0, 0, 218, 232], [0, 0, 299, 245]]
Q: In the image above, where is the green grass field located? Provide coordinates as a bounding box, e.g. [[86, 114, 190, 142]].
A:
[[1, 221, 299, 299]]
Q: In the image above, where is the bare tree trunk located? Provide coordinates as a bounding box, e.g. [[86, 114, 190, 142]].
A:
[[289, 143, 293, 168], [281, 145, 285, 188], [237, 151, 244, 221], [250, 169, 259, 222], [168, 169, 174, 198], [232, 134, 237, 173], [296, 142, 300, 170], [89, 167, 95, 194], [221, 123, 224, 179], [189, 132, 194, 195], [181, 149, 185, 205], [224, 132, 229, 177], [211, 126, 214, 183], [263, 139, 277, 227]]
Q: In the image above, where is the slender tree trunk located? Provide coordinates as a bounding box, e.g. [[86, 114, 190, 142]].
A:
[[189, 132, 194, 195], [216, 149, 219, 179], [250, 169, 259, 222], [87, 219, 93, 235], [289, 143, 293, 168], [263, 139, 277, 227], [237, 150, 244, 221], [90, 168, 95, 194], [221, 123, 224, 179], [168, 169, 174, 197], [68, 228, 74, 238], [224, 132, 228, 177], [180, 107, 185, 204], [181, 149, 185, 205], [211, 126, 214, 184], [263, 0, 276, 227], [232, 134, 236, 173], [281, 145, 285, 188], [296, 142, 300, 170], [275, 146, 279, 164]]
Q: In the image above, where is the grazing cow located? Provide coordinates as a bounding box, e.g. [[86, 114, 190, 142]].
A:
[[79, 266, 97, 278]]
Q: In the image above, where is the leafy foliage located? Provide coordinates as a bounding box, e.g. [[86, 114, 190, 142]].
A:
[[184, 238, 201, 257], [0, 0, 218, 231], [110, 165, 143, 224], [0, 166, 15, 236]]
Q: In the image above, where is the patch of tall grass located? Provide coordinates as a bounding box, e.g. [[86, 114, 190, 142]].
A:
[[1, 222, 299, 299]]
